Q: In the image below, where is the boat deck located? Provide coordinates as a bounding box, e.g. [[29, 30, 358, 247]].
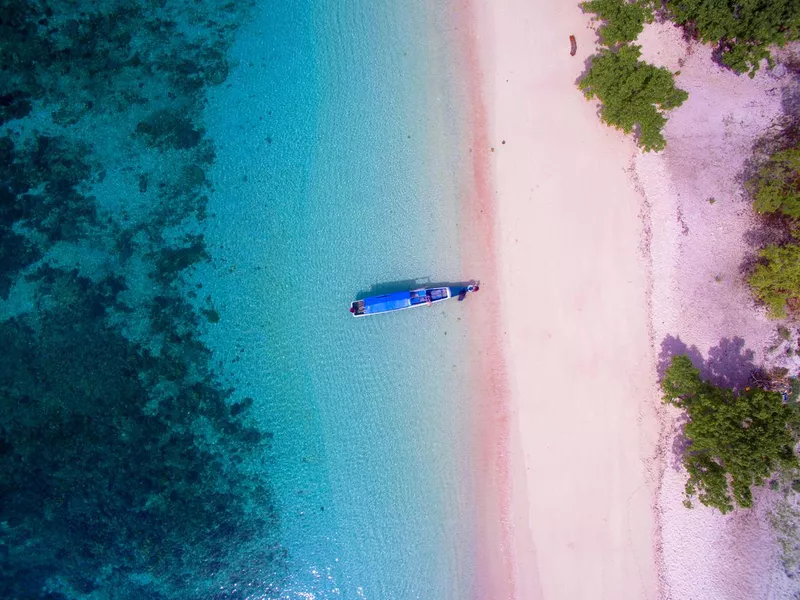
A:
[[352, 287, 450, 317], [350, 283, 477, 317]]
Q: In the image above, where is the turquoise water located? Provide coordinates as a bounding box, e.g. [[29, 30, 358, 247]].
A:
[[0, 0, 481, 597], [200, 0, 479, 597]]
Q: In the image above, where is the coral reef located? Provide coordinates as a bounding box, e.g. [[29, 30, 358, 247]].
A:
[[0, 269, 281, 598], [0, 0, 283, 598]]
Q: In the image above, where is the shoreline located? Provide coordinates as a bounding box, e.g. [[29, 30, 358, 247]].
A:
[[452, 0, 516, 596], [467, 1, 662, 598]]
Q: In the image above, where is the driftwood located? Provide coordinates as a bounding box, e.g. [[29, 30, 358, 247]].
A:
[[569, 35, 577, 56]]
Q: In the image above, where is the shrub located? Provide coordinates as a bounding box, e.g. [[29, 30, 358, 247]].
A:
[[662, 355, 799, 513], [581, 0, 654, 45], [748, 243, 800, 318], [663, 0, 800, 76], [749, 147, 800, 220], [578, 44, 689, 151], [791, 378, 800, 403]]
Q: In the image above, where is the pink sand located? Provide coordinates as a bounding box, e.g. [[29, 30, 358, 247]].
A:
[[460, 2, 800, 598], [451, 0, 516, 597], [461, 1, 662, 598]]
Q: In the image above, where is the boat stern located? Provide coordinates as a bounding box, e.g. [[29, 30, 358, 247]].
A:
[[350, 300, 366, 317]]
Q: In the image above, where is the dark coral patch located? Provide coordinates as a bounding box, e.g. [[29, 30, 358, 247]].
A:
[[153, 235, 210, 282], [0, 267, 280, 599], [0, 91, 32, 124], [0, 0, 282, 597], [136, 109, 205, 150]]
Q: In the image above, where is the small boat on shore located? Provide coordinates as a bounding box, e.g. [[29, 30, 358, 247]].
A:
[[350, 283, 479, 317]]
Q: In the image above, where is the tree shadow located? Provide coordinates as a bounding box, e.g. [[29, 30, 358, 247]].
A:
[[659, 334, 758, 391], [574, 53, 597, 89], [677, 19, 699, 44], [741, 217, 794, 253], [670, 411, 691, 471], [736, 99, 797, 280], [738, 206, 795, 296], [706, 337, 759, 391], [659, 334, 762, 470], [734, 79, 797, 191], [657, 334, 704, 381], [780, 81, 800, 122]]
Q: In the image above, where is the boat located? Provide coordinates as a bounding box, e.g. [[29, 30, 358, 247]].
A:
[[349, 283, 479, 317]]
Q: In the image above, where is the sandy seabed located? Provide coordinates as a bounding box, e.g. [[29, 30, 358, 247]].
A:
[[467, 1, 800, 598]]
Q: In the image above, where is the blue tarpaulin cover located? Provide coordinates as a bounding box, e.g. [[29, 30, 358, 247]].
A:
[[362, 291, 414, 314]]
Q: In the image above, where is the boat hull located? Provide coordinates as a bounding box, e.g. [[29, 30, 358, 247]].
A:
[[350, 284, 478, 317]]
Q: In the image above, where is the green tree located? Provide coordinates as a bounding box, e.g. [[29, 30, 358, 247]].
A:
[[663, 0, 800, 76], [748, 243, 800, 318], [749, 147, 800, 220], [578, 45, 688, 151], [662, 355, 798, 513], [581, 0, 654, 45]]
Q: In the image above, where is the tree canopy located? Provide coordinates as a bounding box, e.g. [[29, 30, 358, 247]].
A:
[[662, 355, 798, 513], [748, 243, 800, 319], [578, 44, 689, 151], [749, 147, 800, 220], [581, 0, 653, 45], [744, 127, 800, 318], [663, 0, 800, 76]]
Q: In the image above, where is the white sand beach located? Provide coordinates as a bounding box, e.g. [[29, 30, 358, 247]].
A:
[[471, 1, 661, 598], [470, 0, 800, 595]]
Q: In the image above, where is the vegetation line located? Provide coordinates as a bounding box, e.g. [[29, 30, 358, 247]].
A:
[[662, 355, 799, 514], [579, 0, 686, 152]]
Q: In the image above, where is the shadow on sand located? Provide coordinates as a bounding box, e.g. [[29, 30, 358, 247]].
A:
[[658, 334, 762, 470]]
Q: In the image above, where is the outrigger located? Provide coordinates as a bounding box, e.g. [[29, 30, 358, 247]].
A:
[[349, 283, 479, 317]]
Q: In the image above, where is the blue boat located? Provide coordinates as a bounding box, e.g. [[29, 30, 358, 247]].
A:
[[350, 283, 479, 317]]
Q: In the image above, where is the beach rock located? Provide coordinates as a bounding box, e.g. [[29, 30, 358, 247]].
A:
[[770, 63, 788, 79]]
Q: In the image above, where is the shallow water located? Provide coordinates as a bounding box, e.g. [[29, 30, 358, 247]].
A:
[[0, 1, 479, 598], [199, 0, 480, 597]]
